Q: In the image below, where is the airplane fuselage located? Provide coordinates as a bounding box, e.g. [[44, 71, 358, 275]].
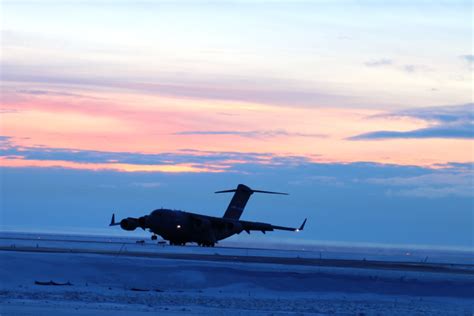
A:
[[120, 208, 243, 246]]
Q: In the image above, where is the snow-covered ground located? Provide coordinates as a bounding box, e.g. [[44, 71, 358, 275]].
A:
[[0, 233, 472, 315]]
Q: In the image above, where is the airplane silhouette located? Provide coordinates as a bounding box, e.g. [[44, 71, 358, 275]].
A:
[[110, 184, 307, 247]]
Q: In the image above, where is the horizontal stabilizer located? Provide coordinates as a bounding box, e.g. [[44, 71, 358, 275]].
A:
[[215, 188, 288, 195], [252, 189, 288, 195], [217, 184, 288, 220]]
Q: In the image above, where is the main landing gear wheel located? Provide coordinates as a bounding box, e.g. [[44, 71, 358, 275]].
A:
[[170, 241, 186, 246], [198, 242, 215, 247], [151, 235, 157, 240]]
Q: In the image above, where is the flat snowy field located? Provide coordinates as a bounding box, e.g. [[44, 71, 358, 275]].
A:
[[0, 233, 472, 315]]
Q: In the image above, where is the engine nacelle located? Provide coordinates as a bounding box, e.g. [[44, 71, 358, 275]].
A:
[[211, 220, 243, 233], [120, 218, 139, 231]]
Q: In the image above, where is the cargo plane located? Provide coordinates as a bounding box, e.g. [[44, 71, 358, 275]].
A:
[[110, 184, 306, 247]]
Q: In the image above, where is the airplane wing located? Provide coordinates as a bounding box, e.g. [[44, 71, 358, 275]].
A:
[[239, 218, 307, 234]]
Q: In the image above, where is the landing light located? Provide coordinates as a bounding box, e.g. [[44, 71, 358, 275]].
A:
[[295, 229, 300, 232], [177, 225, 181, 229]]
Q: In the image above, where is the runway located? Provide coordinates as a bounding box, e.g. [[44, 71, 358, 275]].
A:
[[0, 232, 473, 315], [1, 231, 472, 274], [1, 244, 472, 275]]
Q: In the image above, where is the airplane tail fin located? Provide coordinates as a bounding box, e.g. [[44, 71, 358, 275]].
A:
[[216, 184, 288, 220]]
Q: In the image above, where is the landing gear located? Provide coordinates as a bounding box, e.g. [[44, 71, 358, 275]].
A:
[[197, 242, 215, 247], [169, 241, 186, 246], [151, 235, 157, 240]]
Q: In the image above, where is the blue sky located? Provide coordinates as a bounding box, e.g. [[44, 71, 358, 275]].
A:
[[1, 161, 472, 248]]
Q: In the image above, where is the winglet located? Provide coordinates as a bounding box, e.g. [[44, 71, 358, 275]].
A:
[[109, 213, 120, 226], [296, 218, 307, 232]]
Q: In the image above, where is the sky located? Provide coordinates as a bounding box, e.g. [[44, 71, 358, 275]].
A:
[[0, 0, 473, 248]]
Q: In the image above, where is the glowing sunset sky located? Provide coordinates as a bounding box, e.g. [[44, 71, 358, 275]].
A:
[[1, 1, 472, 247], [2, 1, 472, 170]]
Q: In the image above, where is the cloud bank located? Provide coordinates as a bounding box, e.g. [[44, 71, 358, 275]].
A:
[[349, 103, 473, 140], [0, 138, 311, 171]]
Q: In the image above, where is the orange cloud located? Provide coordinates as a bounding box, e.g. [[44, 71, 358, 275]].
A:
[[0, 157, 224, 173], [1, 84, 472, 170]]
